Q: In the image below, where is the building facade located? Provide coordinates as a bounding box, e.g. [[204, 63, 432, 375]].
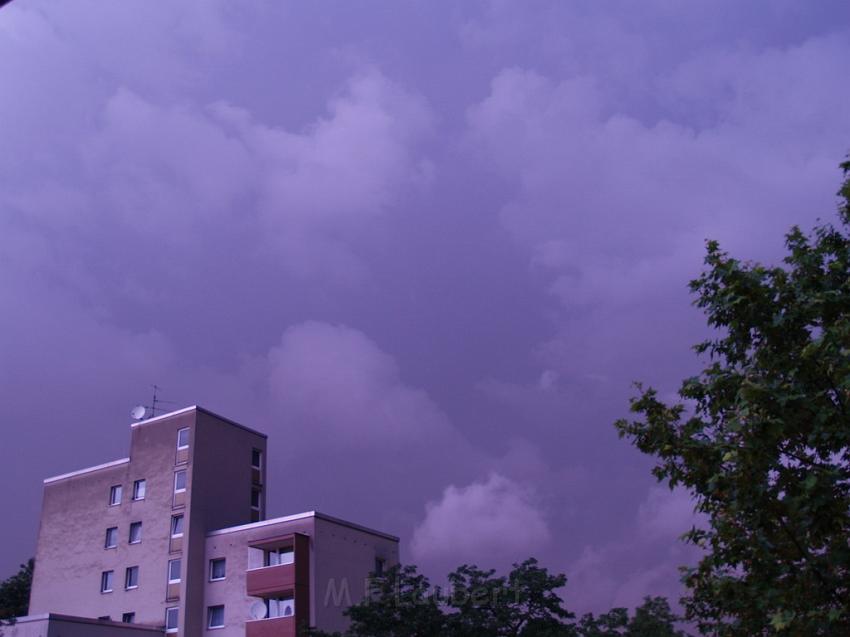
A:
[[17, 406, 398, 637]]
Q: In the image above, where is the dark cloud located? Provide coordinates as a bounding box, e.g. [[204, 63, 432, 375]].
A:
[[2, 0, 849, 615]]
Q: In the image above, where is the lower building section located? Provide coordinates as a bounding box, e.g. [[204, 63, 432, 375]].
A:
[[3, 614, 164, 637]]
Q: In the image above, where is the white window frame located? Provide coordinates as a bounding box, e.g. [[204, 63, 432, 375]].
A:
[[168, 558, 181, 584], [171, 514, 184, 538], [177, 427, 190, 450], [122, 612, 135, 624], [129, 521, 142, 545], [267, 597, 295, 619], [265, 547, 294, 567], [251, 448, 262, 470], [165, 607, 179, 633], [174, 470, 187, 493], [109, 485, 122, 506], [132, 479, 146, 500], [251, 488, 261, 513], [207, 605, 225, 629], [101, 570, 114, 593], [105, 526, 118, 549], [124, 566, 139, 590], [209, 558, 226, 582]]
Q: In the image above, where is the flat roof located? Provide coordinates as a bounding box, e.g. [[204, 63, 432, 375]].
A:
[[44, 458, 130, 484], [208, 511, 399, 542], [130, 404, 267, 438], [14, 613, 163, 632]]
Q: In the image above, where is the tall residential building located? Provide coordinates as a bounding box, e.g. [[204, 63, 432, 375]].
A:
[[11, 406, 398, 637]]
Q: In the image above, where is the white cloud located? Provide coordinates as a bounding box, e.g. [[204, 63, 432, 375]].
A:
[[411, 473, 550, 563], [267, 321, 453, 446]]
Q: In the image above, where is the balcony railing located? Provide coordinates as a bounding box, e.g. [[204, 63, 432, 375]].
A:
[[246, 616, 295, 637], [246, 562, 296, 597]]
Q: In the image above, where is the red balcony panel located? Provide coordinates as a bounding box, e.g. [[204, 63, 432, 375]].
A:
[[247, 563, 296, 597], [246, 617, 295, 637]]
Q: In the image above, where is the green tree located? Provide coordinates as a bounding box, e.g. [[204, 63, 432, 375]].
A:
[[446, 559, 574, 636], [334, 564, 446, 637], [575, 597, 685, 636], [310, 559, 575, 637], [616, 159, 850, 635], [0, 559, 33, 623]]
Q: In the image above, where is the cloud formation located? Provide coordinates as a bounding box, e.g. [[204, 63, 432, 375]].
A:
[[2, 0, 850, 617], [411, 473, 550, 565]]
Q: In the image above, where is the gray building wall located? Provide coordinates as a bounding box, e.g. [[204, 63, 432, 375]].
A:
[[201, 513, 398, 636], [28, 407, 267, 636], [25, 406, 395, 637], [182, 411, 266, 637], [312, 516, 399, 634], [1, 614, 163, 637]]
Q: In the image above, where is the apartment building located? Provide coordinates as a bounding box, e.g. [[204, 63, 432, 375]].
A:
[[11, 406, 398, 637]]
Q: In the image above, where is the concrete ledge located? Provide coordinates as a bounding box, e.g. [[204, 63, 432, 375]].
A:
[[2, 613, 164, 636]]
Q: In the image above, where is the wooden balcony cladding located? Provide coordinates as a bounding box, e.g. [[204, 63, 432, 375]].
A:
[[247, 563, 296, 597], [246, 616, 295, 637]]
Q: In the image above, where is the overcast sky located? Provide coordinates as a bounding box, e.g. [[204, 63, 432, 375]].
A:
[[2, 0, 850, 615]]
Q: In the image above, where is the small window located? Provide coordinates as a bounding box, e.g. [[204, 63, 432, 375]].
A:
[[105, 527, 118, 549], [125, 566, 139, 590], [122, 612, 135, 624], [165, 607, 179, 633], [109, 485, 122, 506], [129, 521, 142, 544], [265, 547, 294, 567], [207, 605, 225, 629], [171, 514, 184, 537], [251, 448, 262, 469], [168, 558, 181, 584], [177, 427, 190, 449], [267, 597, 295, 618], [101, 570, 114, 593], [209, 558, 226, 581], [132, 479, 146, 500], [374, 557, 385, 578], [174, 470, 187, 493], [251, 488, 261, 509]]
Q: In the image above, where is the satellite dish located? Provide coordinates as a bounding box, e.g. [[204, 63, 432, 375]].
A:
[[130, 405, 147, 420], [249, 601, 267, 620]]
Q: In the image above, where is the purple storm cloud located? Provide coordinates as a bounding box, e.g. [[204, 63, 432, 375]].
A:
[[2, 0, 850, 615]]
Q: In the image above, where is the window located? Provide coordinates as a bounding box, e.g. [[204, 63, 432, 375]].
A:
[[209, 558, 226, 581], [168, 559, 181, 584], [174, 470, 187, 493], [101, 570, 114, 593], [207, 605, 225, 629], [171, 514, 184, 537], [132, 479, 146, 500], [109, 485, 122, 506], [105, 527, 118, 549], [267, 597, 295, 619], [251, 448, 262, 469], [125, 566, 139, 590], [177, 427, 189, 449], [265, 547, 294, 567], [129, 521, 142, 544], [122, 613, 135, 624], [251, 489, 261, 509], [165, 607, 179, 633], [374, 557, 385, 578]]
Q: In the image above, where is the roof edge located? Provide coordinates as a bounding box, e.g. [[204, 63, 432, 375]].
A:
[[208, 511, 399, 542], [129, 404, 267, 438], [44, 458, 130, 484]]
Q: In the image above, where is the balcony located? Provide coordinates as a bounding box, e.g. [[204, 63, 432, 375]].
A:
[[246, 616, 295, 637], [246, 562, 295, 597]]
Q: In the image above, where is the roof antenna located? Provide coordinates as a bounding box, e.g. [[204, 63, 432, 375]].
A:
[[149, 384, 178, 416], [130, 384, 178, 422]]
